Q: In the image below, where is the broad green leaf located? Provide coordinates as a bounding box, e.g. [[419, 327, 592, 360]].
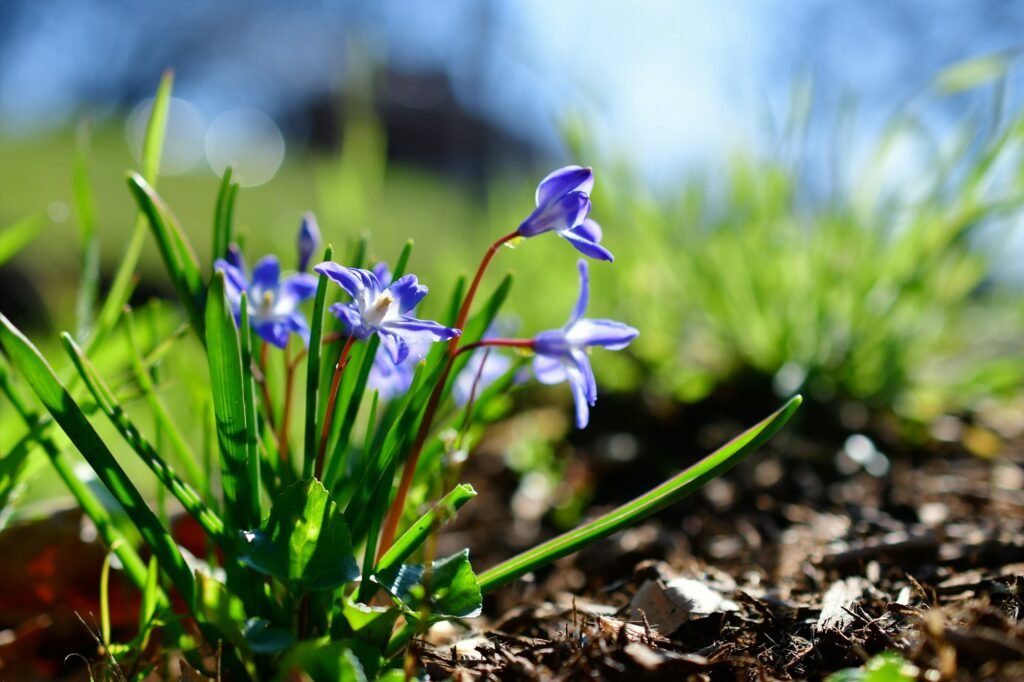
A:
[[0, 214, 44, 266], [242, 618, 295, 654], [374, 549, 482, 620], [477, 395, 803, 593], [238, 479, 359, 593], [304, 246, 333, 479], [0, 313, 196, 609], [127, 172, 206, 339], [276, 641, 369, 682], [826, 652, 915, 682], [89, 69, 173, 353], [206, 272, 258, 530], [375, 484, 476, 575], [61, 333, 226, 544]]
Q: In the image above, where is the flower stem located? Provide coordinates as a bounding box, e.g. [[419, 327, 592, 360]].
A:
[[314, 335, 355, 481], [377, 231, 518, 559], [277, 344, 298, 467], [258, 342, 277, 436]]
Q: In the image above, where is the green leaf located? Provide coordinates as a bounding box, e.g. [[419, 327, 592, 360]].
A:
[[0, 214, 44, 266], [212, 166, 239, 269], [0, 313, 197, 610], [374, 549, 482, 620], [238, 478, 359, 593], [127, 172, 206, 339], [61, 332, 226, 544], [73, 122, 100, 341], [375, 484, 476, 575], [237, 296, 262, 514], [242, 618, 295, 654], [304, 245, 334, 479], [826, 652, 915, 682], [477, 395, 803, 593], [935, 54, 1010, 95], [206, 271, 259, 530], [0, 361, 150, 589], [276, 641, 369, 682], [88, 69, 173, 353]]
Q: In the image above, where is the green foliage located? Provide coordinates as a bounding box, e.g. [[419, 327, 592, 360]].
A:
[[826, 652, 915, 682], [0, 73, 804, 680]]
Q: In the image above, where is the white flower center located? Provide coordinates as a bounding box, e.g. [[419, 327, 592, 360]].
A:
[[364, 292, 395, 327]]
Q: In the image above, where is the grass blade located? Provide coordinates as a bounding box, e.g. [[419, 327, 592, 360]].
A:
[[375, 483, 476, 575], [61, 332, 227, 544], [477, 395, 803, 593], [303, 245, 333, 479], [206, 272, 258, 530], [88, 69, 173, 352], [0, 214, 44, 266], [73, 122, 100, 341], [212, 166, 238, 270], [0, 313, 196, 610], [127, 172, 206, 339], [237, 297, 262, 515]]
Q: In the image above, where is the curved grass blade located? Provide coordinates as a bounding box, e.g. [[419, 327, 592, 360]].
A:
[[61, 332, 227, 544], [127, 172, 205, 339], [303, 245, 333, 479], [375, 483, 476, 576], [212, 166, 239, 269], [0, 314, 196, 609], [88, 69, 173, 352], [206, 272, 258, 530], [477, 395, 803, 593], [237, 296, 261, 511]]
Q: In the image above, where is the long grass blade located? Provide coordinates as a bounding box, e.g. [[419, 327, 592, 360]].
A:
[[61, 332, 227, 544], [477, 395, 803, 593], [73, 122, 100, 341], [303, 245, 333, 479], [0, 314, 196, 609], [127, 172, 206, 339], [88, 70, 173, 352], [212, 166, 238, 270], [206, 272, 258, 530]]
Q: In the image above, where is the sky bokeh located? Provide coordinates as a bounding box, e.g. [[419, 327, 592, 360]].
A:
[[3, 0, 1023, 181]]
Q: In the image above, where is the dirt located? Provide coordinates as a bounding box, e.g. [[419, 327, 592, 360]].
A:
[[421, 391, 1024, 680]]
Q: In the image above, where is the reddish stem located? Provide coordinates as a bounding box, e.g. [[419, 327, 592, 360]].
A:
[[377, 231, 519, 559], [258, 342, 277, 435], [278, 345, 297, 466], [314, 336, 356, 481], [453, 338, 534, 358]]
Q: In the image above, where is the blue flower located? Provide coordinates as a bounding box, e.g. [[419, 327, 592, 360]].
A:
[[368, 336, 420, 401], [532, 260, 637, 428], [215, 255, 318, 348], [297, 212, 321, 272], [314, 261, 460, 363], [517, 166, 613, 262], [452, 323, 516, 406]]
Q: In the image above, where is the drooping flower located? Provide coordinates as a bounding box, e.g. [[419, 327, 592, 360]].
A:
[[215, 255, 318, 348], [531, 260, 637, 428], [314, 261, 460, 363], [297, 212, 321, 272], [516, 166, 613, 262]]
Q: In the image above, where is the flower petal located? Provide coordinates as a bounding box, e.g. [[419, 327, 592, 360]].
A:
[[297, 212, 321, 272], [564, 361, 592, 429], [215, 259, 249, 307], [253, 319, 289, 349], [226, 243, 247, 274], [285, 311, 311, 346], [278, 273, 318, 308], [574, 218, 603, 244], [567, 259, 590, 327], [328, 302, 368, 338], [388, 274, 428, 314], [566, 318, 639, 350], [382, 317, 461, 344], [372, 261, 392, 287], [570, 347, 597, 405], [252, 256, 280, 291], [314, 262, 368, 300], [535, 166, 594, 207], [561, 228, 614, 262], [518, 191, 591, 237], [533, 354, 568, 385]]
